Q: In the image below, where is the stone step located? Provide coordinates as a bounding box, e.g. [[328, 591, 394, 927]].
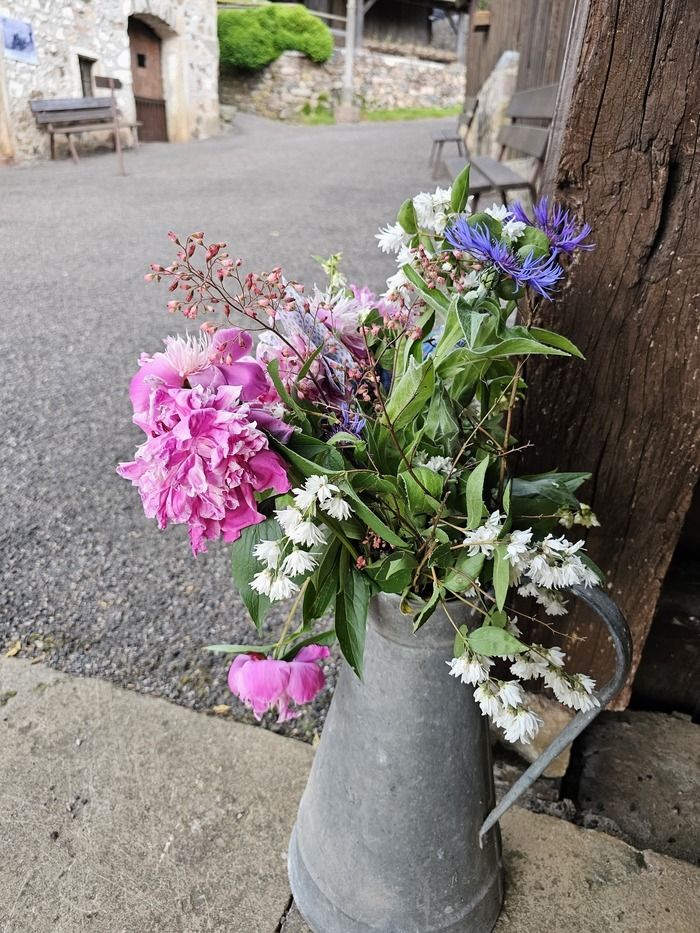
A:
[[2, 658, 698, 933]]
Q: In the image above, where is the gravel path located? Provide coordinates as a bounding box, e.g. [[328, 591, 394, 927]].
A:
[[0, 113, 456, 739]]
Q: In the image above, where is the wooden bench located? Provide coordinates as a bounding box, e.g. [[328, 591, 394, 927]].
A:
[[30, 77, 140, 173], [443, 83, 558, 209], [429, 96, 478, 179]]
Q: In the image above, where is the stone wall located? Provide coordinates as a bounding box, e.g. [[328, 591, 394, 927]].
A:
[[0, 0, 219, 163], [220, 49, 465, 122]]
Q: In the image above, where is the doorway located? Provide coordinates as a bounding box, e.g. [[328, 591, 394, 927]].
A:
[[128, 17, 167, 142]]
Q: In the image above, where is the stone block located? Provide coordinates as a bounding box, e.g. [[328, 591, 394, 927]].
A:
[[568, 709, 700, 863]]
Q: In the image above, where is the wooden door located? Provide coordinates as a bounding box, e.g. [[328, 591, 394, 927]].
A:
[[128, 17, 167, 142]]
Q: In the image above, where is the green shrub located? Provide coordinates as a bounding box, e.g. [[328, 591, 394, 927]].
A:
[[218, 4, 334, 72]]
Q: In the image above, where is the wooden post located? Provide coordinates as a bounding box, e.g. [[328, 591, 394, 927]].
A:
[[95, 75, 125, 175], [0, 40, 15, 163], [520, 0, 700, 702]]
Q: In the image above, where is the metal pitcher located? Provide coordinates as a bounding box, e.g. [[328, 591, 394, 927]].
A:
[[288, 585, 631, 933]]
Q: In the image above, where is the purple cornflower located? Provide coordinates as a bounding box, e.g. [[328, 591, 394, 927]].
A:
[[446, 219, 564, 299], [511, 197, 593, 255]]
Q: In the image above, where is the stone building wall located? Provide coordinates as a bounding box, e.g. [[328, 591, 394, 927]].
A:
[[220, 49, 465, 122], [0, 0, 219, 163]]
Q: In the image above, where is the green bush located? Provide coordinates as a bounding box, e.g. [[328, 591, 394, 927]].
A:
[[218, 4, 334, 72]]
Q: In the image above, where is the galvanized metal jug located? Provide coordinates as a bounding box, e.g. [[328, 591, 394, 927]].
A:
[[288, 586, 631, 933]]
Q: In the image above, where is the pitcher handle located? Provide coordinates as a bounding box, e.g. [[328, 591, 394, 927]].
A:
[[479, 583, 632, 843]]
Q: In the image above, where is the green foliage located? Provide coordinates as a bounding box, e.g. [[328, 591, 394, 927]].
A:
[[218, 4, 333, 72]]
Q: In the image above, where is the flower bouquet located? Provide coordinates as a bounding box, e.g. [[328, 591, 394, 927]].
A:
[[119, 166, 603, 745], [118, 167, 635, 932]]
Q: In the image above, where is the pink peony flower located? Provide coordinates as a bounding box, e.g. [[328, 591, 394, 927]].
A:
[[118, 383, 290, 555], [228, 645, 330, 722], [130, 328, 293, 442]]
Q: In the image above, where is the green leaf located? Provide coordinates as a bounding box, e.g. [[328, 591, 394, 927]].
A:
[[294, 344, 324, 382], [400, 466, 443, 515], [454, 336, 569, 360], [385, 357, 435, 430], [340, 485, 407, 548], [348, 471, 399, 496], [327, 431, 366, 452], [367, 551, 418, 594], [412, 583, 442, 632], [272, 434, 344, 479], [529, 327, 584, 360], [466, 457, 490, 530], [231, 518, 283, 632], [468, 626, 526, 657], [450, 163, 471, 214], [488, 609, 508, 629], [453, 623, 469, 657], [266, 358, 305, 422], [511, 472, 590, 508], [443, 552, 485, 593], [281, 629, 336, 660], [514, 225, 551, 260], [397, 197, 417, 234], [502, 479, 512, 515], [467, 211, 503, 239], [402, 263, 449, 313], [424, 388, 460, 444], [204, 643, 275, 654], [335, 565, 371, 678], [303, 539, 341, 622], [493, 543, 510, 611]]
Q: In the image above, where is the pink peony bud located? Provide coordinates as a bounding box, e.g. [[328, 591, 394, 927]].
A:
[[227, 646, 329, 722]]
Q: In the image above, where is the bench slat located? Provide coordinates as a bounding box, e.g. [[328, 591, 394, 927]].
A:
[[470, 156, 531, 188], [49, 121, 140, 134], [30, 97, 111, 113], [506, 84, 558, 120], [35, 109, 114, 125], [497, 124, 550, 160]]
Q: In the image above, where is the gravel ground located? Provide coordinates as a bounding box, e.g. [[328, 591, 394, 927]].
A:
[[0, 113, 459, 740]]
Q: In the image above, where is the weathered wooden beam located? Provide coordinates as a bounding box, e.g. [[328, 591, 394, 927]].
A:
[[521, 0, 700, 703]]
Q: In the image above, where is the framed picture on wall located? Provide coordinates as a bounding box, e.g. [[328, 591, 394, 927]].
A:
[[1, 16, 38, 65]]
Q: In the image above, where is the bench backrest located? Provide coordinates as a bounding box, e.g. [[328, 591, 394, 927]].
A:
[[30, 97, 114, 125], [496, 83, 558, 161], [457, 96, 478, 140]]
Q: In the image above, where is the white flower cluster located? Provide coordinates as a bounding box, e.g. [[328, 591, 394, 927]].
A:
[[462, 511, 600, 617], [510, 645, 599, 712], [484, 203, 527, 242], [447, 624, 599, 744], [415, 452, 454, 476], [250, 475, 352, 602], [376, 185, 464, 297]]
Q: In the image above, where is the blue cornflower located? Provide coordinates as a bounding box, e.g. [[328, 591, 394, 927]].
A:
[[330, 402, 366, 438], [445, 219, 564, 299], [511, 197, 593, 255]]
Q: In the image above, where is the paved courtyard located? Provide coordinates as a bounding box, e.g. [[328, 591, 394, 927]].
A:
[[0, 114, 457, 734]]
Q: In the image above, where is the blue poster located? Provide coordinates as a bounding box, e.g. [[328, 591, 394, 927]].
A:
[[2, 16, 38, 65]]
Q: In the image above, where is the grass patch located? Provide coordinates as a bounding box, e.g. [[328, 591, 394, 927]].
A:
[[361, 105, 461, 122], [299, 108, 336, 126], [299, 96, 335, 126]]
